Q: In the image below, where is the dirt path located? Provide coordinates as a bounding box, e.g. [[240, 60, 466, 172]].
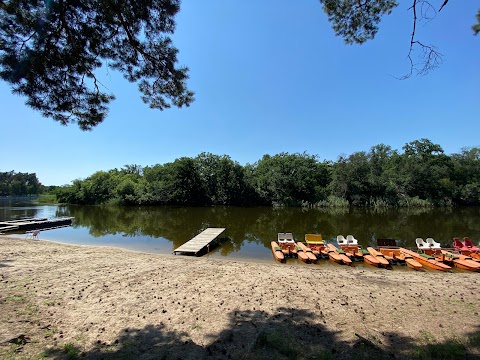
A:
[[0, 236, 479, 359]]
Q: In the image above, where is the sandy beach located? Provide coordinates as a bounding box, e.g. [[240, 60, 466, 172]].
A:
[[1, 235, 479, 359]]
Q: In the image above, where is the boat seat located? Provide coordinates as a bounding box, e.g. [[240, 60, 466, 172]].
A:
[[285, 233, 294, 241], [464, 237, 479, 251], [346, 235, 358, 245], [415, 238, 430, 250], [305, 234, 325, 245], [453, 238, 469, 251], [426, 238, 441, 249], [337, 235, 348, 246]]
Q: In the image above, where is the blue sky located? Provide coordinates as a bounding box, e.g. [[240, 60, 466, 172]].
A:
[[1, 1, 478, 185]]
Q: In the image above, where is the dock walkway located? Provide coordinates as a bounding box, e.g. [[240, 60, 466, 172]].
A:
[[0, 217, 74, 234], [174, 228, 226, 256]]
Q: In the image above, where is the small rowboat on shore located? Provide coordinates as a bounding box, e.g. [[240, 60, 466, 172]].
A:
[[400, 248, 451, 272], [271, 241, 285, 263]]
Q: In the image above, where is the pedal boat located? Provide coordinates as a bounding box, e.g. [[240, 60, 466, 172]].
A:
[[305, 234, 329, 258], [367, 247, 392, 268], [326, 243, 352, 265], [271, 241, 285, 263], [277, 233, 309, 263], [400, 248, 451, 271], [440, 250, 480, 272], [297, 242, 318, 263], [378, 248, 422, 270]]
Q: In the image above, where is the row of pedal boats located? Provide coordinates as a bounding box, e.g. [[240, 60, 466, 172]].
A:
[[271, 234, 480, 272]]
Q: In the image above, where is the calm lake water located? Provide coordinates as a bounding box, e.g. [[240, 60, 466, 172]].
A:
[[1, 199, 480, 262]]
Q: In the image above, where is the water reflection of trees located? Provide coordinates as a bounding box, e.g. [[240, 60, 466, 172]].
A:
[[66, 206, 480, 255]]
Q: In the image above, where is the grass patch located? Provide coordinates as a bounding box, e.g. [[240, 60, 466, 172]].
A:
[[44, 299, 56, 306], [63, 343, 81, 360], [6, 295, 27, 302], [191, 323, 202, 331], [314, 195, 349, 208], [412, 338, 467, 359], [34, 194, 57, 204], [44, 327, 58, 338], [256, 329, 299, 359], [17, 303, 39, 316], [468, 332, 480, 348]]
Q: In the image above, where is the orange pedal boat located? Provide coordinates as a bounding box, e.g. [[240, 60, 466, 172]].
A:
[[297, 242, 318, 263], [440, 250, 480, 272], [400, 248, 451, 271], [359, 248, 380, 267], [305, 234, 329, 258], [340, 245, 364, 260], [271, 241, 285, 263], [378, 248, 422, 270], [326, 244, 352, 265], [367, 247, 391, 268], [278, 233, 310, 263], [294, 244, 310, 263]]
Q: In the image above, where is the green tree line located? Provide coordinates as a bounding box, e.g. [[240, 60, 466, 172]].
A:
[[0, 171, 41, 196], [55, 139, 480, 207]]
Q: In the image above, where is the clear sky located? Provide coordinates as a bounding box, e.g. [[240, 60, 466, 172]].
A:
[[1, 1, 478, 185]]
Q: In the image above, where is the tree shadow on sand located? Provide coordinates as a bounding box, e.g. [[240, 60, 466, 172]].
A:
[[43, 308, 480, 360]]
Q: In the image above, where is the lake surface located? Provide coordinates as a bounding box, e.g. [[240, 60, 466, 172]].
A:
[[1, 199, 480, 262]]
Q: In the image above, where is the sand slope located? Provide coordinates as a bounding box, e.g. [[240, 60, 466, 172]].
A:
[[0, 236, 479, 359]]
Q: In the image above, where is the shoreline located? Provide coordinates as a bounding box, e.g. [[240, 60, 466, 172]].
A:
[[1, 236, 479, 359]]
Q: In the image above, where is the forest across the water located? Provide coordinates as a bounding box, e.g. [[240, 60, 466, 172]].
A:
[[3, 139, 480, 208], [48, 139, 480, 208]]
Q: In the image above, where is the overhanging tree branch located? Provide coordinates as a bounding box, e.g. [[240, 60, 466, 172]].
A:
[[400, 0, 443, 79]]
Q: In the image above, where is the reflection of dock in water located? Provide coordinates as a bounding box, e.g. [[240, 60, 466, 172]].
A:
[[173, 228, 226, 256], [0, 217, 74, 234]]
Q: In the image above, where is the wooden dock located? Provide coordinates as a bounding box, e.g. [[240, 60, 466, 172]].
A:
[[0, 217, 74, 234], [174, 228, 226, 256]]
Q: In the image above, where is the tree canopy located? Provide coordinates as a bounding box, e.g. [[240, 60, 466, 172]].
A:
[[0, 1, 478, 129], [0, 0, 194, 130], [0, 171, 41, 196]]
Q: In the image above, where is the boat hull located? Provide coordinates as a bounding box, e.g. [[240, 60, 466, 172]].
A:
[[363, 254, 380, 267], [367, 247, 391, 268], [405, 258, 423, 270], [326, 244, 352, 265], [271, 242, 285, 263], [441, 250, 480, 272], [297, 242, 318, 263], [379, 247, 423, 270]]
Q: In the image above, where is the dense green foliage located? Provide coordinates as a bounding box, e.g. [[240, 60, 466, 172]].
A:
[[0, 171, 41, 196], [55, 140, 480, 207], [474, 9, 480, 36], [319, 0, 398, 44], [0, 0, 193, 130]]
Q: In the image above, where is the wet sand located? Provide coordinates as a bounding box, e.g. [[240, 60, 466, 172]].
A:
[[0, 236, 479, 359]]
